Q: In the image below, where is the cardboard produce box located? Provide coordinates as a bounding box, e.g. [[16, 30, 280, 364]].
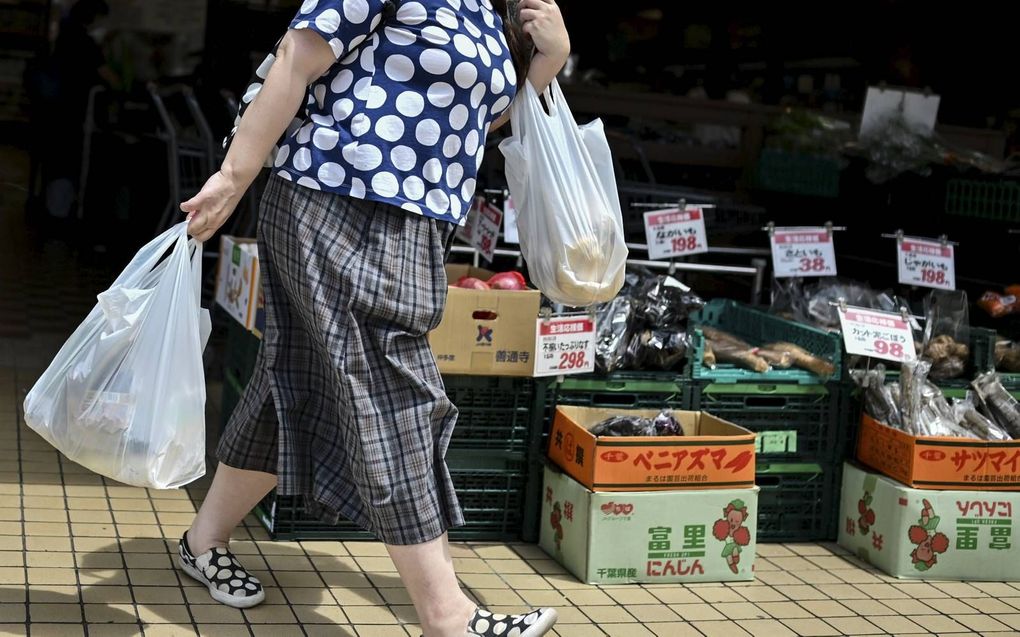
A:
[[547, 406, 756, 492], [540, 465, 758, 584], [215, 236, 261, 333], [838, 462, 1020, 580], [857, 414, 1020, 491], [428, 265, 540, 376]]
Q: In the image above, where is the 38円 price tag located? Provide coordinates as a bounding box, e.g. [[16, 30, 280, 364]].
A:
[[770, 227, 838, 278], [534, 316, 596, 377], [897, 236, 956, 290], [838, 307, 917, 363], [471, 201, 503, 263], [643, 206, 709, 260]]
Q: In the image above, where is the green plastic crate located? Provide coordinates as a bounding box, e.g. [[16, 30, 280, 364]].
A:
[[555, 371, 689, 410], [756, 461, 841, 542], [755, 148, 842, 198], [945, 178, 1020, 223], [444, 375, 550, 454], [256, 450, 537, 541], [689, 300, 843, 384], [686, 381, 851, 463]]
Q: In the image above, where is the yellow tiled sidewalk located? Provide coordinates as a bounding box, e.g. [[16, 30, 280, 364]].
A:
[[2, 145, 1020, 636]]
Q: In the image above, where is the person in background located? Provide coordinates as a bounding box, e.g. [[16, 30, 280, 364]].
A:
[[172, 2, 569, 636]]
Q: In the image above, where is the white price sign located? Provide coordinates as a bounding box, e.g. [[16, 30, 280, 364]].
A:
[[472, 201, 503, 263], [838, 307, 917, 363], [503, 196, 519, 245], [770, 227, 838, 278], [897, 236, 955, 290], [643, 206, 709, 260], [534, 316, 596, 377]]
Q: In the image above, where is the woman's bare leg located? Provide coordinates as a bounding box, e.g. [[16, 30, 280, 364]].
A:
[[187, 463, 277, 554], [387, 534, 476, 637]]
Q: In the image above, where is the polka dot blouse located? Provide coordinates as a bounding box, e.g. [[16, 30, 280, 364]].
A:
[[267, 0, 517, 224]]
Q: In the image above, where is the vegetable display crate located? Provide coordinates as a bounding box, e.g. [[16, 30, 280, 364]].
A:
[[689, 299, 844, 384], [255, 450, 538, 541], [881, 327, 999, 397], [685, 380, 851, 463], [756, 461, 841, 542], [754, 148, 843, 199], [945, 178, 1020, 223], [444, 375, 550, 454], [553, 371, 689, 409], [224, 319, 260, 388]]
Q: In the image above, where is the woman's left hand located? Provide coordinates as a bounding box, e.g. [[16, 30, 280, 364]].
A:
[[519, 0, 570, 61]]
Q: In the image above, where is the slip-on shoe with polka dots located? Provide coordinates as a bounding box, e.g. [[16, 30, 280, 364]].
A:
[[178, 532, 265, 608]]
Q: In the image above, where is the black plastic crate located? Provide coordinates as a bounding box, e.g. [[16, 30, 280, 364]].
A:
[[256, 450, 538, 541], [686, 380, 850, 463], [444, 375, 550, 454], [756, 461, 841, 542]]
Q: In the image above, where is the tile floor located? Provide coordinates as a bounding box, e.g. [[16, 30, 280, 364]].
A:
[[3, 145, 1020, 636]]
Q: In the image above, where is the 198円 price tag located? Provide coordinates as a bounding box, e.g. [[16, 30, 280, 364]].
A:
[[643, 206, 709, 260], [897, 236, 955, 290], [837, 307, 917, 363], [472, 201, 503, 263], [534, 316, 596, 377], [770, 227, 838, 278]]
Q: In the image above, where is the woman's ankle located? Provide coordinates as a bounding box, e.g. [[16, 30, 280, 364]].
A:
[[420, 595, 476, 637], [185, 525, 230, 556]]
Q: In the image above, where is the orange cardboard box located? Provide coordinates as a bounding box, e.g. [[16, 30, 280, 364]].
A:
[[547, 406, 756, 492], [856, 414, 1020, 491]]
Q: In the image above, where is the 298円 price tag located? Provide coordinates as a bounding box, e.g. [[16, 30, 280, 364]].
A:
[[897, 236, 955, 290], [838, 307, 917, 363], [643, 206, 709, 260], [534, 316, 596, 377], [770, 227, 838, 278]]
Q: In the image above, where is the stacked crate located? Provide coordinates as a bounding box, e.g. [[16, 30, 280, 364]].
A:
[[685, 300, 848, 541]]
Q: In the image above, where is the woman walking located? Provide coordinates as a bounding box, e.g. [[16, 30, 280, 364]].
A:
[[177, 1, 569, 635]]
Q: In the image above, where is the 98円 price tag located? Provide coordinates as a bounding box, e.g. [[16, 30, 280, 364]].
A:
[[897, 236, 955, 290], [534, 316, 596, 377], [770, 227, 838, 278], [838, 307, 917, 363]]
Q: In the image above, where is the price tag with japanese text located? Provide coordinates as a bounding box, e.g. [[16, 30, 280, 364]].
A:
[[471, 201, 503, 263], [643, 206, 709, 260], [534, 316, 596, 377], [456, 197, 480, 245], [897, 236, 955, 290], [770, 227, 838, 277], [838, 307, 917, 363], [503, 196, 519, 244]]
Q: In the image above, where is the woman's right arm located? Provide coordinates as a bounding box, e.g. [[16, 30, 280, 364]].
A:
[[183, 29, 335, 242]]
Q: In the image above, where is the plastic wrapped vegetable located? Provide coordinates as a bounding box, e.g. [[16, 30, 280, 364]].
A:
[[634, 276, 704, 326], [701, 327, 769, 373], [765, 341, 835, 377], [594, 295, 636, 374], [922, 291, 971, 381], [900, 360, 931, 435], [457, 276, 491, 290], [852, 365, 901, 427], [627, 329, 691, 371], [589, 410, 683, 437], [995, 340, 1020, 372], [953, 392, 1012, 441], [487, 271, 527, 290], [971, 372, 1020, 438]]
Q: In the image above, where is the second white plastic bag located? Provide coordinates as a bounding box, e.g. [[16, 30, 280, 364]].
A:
[[499, 79, 628, 307], [23, 222, 211, 489]]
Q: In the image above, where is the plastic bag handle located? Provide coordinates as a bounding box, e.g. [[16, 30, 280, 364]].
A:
[[111, 222, 193, 289]]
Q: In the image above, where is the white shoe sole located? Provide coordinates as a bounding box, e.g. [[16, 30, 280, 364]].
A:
[[520, 608, 558, 636], [179, 556, 266, 609]]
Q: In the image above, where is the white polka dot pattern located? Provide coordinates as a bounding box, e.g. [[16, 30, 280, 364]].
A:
[[226, 0, 516, 222]]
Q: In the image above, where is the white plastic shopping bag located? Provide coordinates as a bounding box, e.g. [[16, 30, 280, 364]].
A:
[[24, 222, 212, 489], [499, 79, 628, 307]]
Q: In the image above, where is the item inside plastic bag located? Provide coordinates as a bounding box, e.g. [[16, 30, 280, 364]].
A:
[[921, 290, 970, 381], [499, 80, 629, 307], [23, 223, 211, 489], [971, 371, 1020, 439], [589, 410, 683, 437], [771, 277, 898, 330]]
